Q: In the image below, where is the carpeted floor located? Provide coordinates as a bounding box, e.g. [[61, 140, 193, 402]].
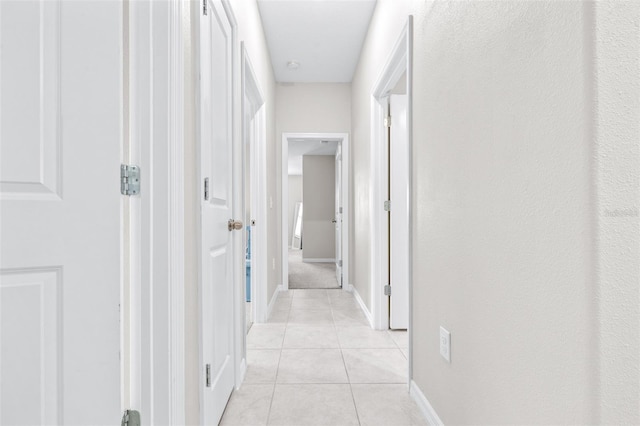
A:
[[288, 248, 339, 289]]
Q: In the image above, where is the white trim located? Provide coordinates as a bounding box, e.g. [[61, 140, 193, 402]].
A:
[[281, 132, 350, 293], [369, 17, 414, 387], [127, 0, 186, 423], [347, 284, 374, 327], [302, 258, 336, 263], [267, 285, 284, 320], [168, 0, 185, 424], [410, 380, 444, 426]]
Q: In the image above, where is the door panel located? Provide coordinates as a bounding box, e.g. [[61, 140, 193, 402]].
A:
[[390, 95, 409, 329], [0, 0, 60, 200], [0, 0, 122, 424], [200, 1, 235, 424], [335, 145, 342, 286]]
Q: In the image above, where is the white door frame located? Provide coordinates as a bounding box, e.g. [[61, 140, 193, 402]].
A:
[[237, 43, 267, 384], [281, 133, 350, 292], [127, 0, 185, 423], [370, 15, 413, 375]]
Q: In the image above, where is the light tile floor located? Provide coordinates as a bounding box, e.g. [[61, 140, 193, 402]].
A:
[[220, 289, 426, 426]]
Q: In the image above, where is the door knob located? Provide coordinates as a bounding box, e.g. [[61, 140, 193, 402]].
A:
[[331, 219, 337, 223], [228, 219, 243, 231]]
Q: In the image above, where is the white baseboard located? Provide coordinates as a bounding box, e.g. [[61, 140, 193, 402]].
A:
[[266, 284, 283, 320], [347, 284, 374, 328], [302, 258, 335, 263], [410, 380, 444, 426]]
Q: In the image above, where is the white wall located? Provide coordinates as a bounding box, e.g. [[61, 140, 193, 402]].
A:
[[302, 156, 335, 259], [287, 175, 302, 247], [352, 0, 639, 423], [593, 1, 640, 420]]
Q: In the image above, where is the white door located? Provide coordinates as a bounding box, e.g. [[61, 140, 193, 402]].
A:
[[200, 0, 235, 424], [0, 1, 122, 424], [335, 145, 343, 286], [389, 95, 409, 329]]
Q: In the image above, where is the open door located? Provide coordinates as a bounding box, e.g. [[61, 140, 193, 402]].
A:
[[199, 0, 236, 423], [335, 144, 343, 287], [0, 1, 122, 423], [389, 94, 409, 329]]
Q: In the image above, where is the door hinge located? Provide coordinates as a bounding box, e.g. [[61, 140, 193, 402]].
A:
[[384, 115, 392, 128], [338, 260, 343, 267], [121, 164, 140, 196], [205, 363, 211, 387], [202, 0, 207, 15], [339, 207, 343, 214], [204, 177, 209, 201], [121, 410, 141, 426], [384, 200, 391, 211], [384, 284, 391, 296]]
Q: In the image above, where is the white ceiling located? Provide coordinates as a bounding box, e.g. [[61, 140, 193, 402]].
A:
[[257, 0, 377, 83], [288, 138, 339, 175]]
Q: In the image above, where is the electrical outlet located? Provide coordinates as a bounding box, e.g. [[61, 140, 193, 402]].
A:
[[440, 326, 451, 363]]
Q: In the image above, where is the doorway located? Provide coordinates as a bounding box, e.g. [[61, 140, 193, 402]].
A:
[[241, 43, 267, 334], [281, 133, 350, 292], [370, 15, 413, 378]]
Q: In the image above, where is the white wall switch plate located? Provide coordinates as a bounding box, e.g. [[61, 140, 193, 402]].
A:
[[440, 326, 451, 363]]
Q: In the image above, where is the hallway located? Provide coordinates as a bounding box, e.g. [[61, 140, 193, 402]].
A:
[[221, 289, 421, 425]]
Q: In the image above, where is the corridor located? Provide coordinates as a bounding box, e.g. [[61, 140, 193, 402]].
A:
[[220, 289, 422, 425]]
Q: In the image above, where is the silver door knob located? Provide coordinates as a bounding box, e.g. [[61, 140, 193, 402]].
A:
[[228, 220, 243, 231]]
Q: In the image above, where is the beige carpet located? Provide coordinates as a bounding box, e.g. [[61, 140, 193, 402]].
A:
[[288, 249, 339, 289]]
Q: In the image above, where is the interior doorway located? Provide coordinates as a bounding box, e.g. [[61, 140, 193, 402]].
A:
[[241, 43, 267, 335], [281, 133, 350, 291], [370, 15, 413, 379]]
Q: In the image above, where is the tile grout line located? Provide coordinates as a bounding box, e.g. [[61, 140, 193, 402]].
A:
[[331, 294, 363, 426], [265, 294, 289, 426]]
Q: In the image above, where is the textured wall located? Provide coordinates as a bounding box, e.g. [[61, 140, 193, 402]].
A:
[[411, 2, 594, 422], [593, 1, 640, 422], [352, 0, 639, 423]]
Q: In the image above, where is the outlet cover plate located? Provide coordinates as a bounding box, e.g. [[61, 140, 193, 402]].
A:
[[440, 326, 451, 363]]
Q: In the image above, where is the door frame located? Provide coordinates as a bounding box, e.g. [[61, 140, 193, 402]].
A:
[[281, 132, 351, 293], [370, 15, 413, 374], [238, 43, 267, 383], [126, 0, 185, 423]]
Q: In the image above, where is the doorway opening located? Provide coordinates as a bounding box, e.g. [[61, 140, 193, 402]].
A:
[[281, 133, 350, 292], [241, 43, 267, 337], [370, 16, 413, 380]]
